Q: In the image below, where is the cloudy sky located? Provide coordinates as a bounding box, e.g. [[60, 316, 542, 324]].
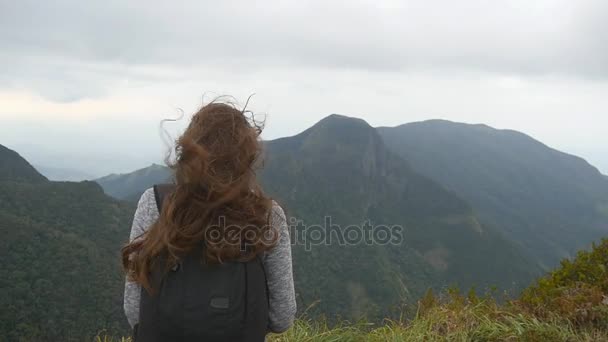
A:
[[1, 0, 606, 177]]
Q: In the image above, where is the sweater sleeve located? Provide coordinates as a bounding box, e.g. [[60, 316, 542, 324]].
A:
[[264, 204, 297, 333], [123, 188, 159, 328]]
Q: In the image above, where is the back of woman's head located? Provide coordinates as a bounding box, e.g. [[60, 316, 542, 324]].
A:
[[122, 101, 277, 291], [176, 102, 261, 188]]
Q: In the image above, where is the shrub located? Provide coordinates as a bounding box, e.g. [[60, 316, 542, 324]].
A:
[[519, 239, 608, 329]]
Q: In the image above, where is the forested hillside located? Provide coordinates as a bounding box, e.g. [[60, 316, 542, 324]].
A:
[[0, 145, 133, 341], [95, 164, 171, 201], [0, 144, 48, 183], [378, 120, 608, 269], [258, 115, 540, 319]]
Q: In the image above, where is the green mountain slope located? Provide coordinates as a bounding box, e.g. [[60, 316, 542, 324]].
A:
[[0, 145, 133, 341], [95, 163, 171, 201], [0, 144, 48, 183], [94, 116, 542, 319], [259, 115, 540, 319], [378, 120, 608, 268]]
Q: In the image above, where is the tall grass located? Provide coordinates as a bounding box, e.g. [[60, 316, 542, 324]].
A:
[[266, 295, 608, 342], [97, 298, 608, 342]]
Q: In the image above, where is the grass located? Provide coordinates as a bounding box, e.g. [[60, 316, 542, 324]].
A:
[[265, 298, 608, 342], [97, 300, 608, 342]]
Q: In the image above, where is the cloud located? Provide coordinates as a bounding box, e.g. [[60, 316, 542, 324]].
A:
[[1, 0, 607, 101], [0, 0, 606, 175]]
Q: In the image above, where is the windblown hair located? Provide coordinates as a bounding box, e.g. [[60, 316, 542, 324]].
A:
[[122, 101, 277, 292]]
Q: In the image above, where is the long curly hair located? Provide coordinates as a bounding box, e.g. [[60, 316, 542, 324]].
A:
[[122, 101, 277, 292]]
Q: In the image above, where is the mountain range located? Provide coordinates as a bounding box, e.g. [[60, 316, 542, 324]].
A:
[[257, 115, 540, 318], [1, 114, 607, 340], [95, 117, 608, 272], [378, 120, 608, 268], [93, 115, 608, 316]]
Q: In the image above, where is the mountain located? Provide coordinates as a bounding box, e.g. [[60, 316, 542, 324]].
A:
[[378, 120, 608, 269], [93, 115, 608, 318], [5, 115, 606, 338], [0, 144, 48, 183], [0, 144, 133, 341], [94, 116, 541, 319], [258, 115, 540, 319], [95, 163, 171, 201]]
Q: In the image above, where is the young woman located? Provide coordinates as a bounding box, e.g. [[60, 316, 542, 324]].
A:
[[122, 102, 296, 341]]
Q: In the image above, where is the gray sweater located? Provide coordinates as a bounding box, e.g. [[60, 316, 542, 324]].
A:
[[123, 188, 296, 333]]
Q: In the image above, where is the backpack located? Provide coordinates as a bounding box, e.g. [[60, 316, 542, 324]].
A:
[[134, 184, 269, 342]]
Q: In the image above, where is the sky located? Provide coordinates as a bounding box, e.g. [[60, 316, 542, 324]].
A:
[[0, 0, 606, 177]]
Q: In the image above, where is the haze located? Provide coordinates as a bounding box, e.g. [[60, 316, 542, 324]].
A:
[[0, 0, 606, 177]]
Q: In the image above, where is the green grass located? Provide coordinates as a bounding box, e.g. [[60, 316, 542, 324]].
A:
[[98, 302, 608, 342], [266, 298, 607, 342]]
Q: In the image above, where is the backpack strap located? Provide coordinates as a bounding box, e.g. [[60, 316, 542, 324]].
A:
[[153, 183, 176, 213]]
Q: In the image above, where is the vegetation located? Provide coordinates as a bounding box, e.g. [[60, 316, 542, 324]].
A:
[[100, 238, 608, 341], [99, 304, 608, 342], [519, 238, 608, 329], [4, 113, 608, 340], [266, 238, 608, 341], [265, 309, 606, 341], [0, 146, 134, 341], [0, 144, 48, 183]]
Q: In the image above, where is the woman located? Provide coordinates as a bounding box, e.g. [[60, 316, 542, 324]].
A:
[[122, 102, 296, 341]]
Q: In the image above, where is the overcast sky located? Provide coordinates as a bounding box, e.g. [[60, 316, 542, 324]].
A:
[[0, 0, 606, 176]]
